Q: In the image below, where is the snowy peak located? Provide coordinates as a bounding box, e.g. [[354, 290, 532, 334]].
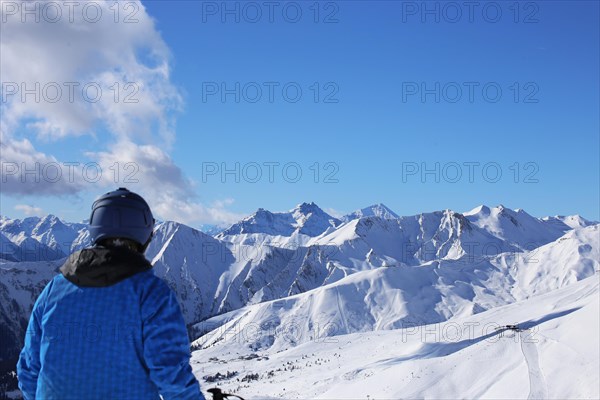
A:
[[315, 209, 500, 268], [342, 203, 399, 222], [218, 202, 340, 239], [542, 214, 596, 230], [465, 204, 597, 231], [146, 220, 238, 325], [464, 204, 517, 217], [0, 215, 40, 237], [31, 214, 63, 234], [291, 202, 341, 236], [0, 214, 89, 261], [462, 204, 572, 249], [218, 208, 295, 237], [148, 220, 221, 257], [464, 204, 492, 216], [293, 201, 321, 215]]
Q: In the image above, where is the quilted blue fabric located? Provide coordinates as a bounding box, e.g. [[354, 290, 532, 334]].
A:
[[17, 270, 205, 399]]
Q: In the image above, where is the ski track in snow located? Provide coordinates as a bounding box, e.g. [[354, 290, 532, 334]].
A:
[[520, 330, 548, 400], [336, 287, 350, 334]]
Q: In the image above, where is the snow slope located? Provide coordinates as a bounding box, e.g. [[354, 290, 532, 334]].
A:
[[190, 275, 600, 399]]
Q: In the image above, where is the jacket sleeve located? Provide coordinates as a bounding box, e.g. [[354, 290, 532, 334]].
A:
[[17, 280, 51, 400], [141, 278, 205, 400]]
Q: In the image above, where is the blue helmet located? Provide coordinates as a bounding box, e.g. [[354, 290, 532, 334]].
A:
[[89, 188, 155, 251]]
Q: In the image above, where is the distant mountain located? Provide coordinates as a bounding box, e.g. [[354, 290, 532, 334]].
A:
[[341, 203, 399, 222], [216, 202, 341, 248], [0, 214, 89, 262], [198, 224, 227, 236], [192, 224, 599, 351], [541, 214, 597, 230], [463, 205, 572, 250]]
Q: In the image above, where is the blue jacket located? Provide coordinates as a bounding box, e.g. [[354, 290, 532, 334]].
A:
[[17, 246, 205, 400]]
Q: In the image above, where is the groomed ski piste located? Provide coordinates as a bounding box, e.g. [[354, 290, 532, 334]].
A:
[[191, 274, 599, 399]]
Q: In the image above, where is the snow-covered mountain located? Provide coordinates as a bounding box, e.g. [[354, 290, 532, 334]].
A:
[[340, 203, 400, 222], [1, 204, 595, 333], [216, 202, 341, 248], [1, 204, 598, 398], [146, 221, 238, 325], [0, 259, 61, 375], [191, 224, 599, 350], [463, 205, 577, 250], [198, 224, 227, 236], [0, 215, 90, 262], [541, 213, 597, 230]]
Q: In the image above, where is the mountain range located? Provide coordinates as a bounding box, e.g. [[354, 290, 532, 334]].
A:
[[1, 203, 598, 398]]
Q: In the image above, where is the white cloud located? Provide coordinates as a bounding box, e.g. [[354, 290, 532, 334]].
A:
[[324, 207, 345, 219], [212, 198, 236, 209], [89, 140, 193, 196], [0, 0, 241, 226], [14, 204, 44, 216], [89, 140, 245, 225], [153, 198, 245, 227], [0, 129, 86, 195], [0, 0, 181, 143]]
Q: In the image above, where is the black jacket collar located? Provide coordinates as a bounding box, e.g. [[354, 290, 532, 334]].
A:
[[60, 246, 152, 287]]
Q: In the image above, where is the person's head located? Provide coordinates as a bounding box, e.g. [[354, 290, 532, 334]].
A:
[[88, 188, 155, 253]]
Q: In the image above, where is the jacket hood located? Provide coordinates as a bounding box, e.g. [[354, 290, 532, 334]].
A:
[[60, 246, 152, 287]]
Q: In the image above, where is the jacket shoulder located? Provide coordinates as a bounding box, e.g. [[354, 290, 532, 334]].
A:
[[129, 269, 168, 288], [129, 270, 175, 302]]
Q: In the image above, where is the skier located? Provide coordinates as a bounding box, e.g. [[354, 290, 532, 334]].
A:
[[16, 188, 205, 400]]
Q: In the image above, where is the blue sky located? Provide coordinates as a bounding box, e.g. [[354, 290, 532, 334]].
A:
[[1, 0, 599, 224]]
